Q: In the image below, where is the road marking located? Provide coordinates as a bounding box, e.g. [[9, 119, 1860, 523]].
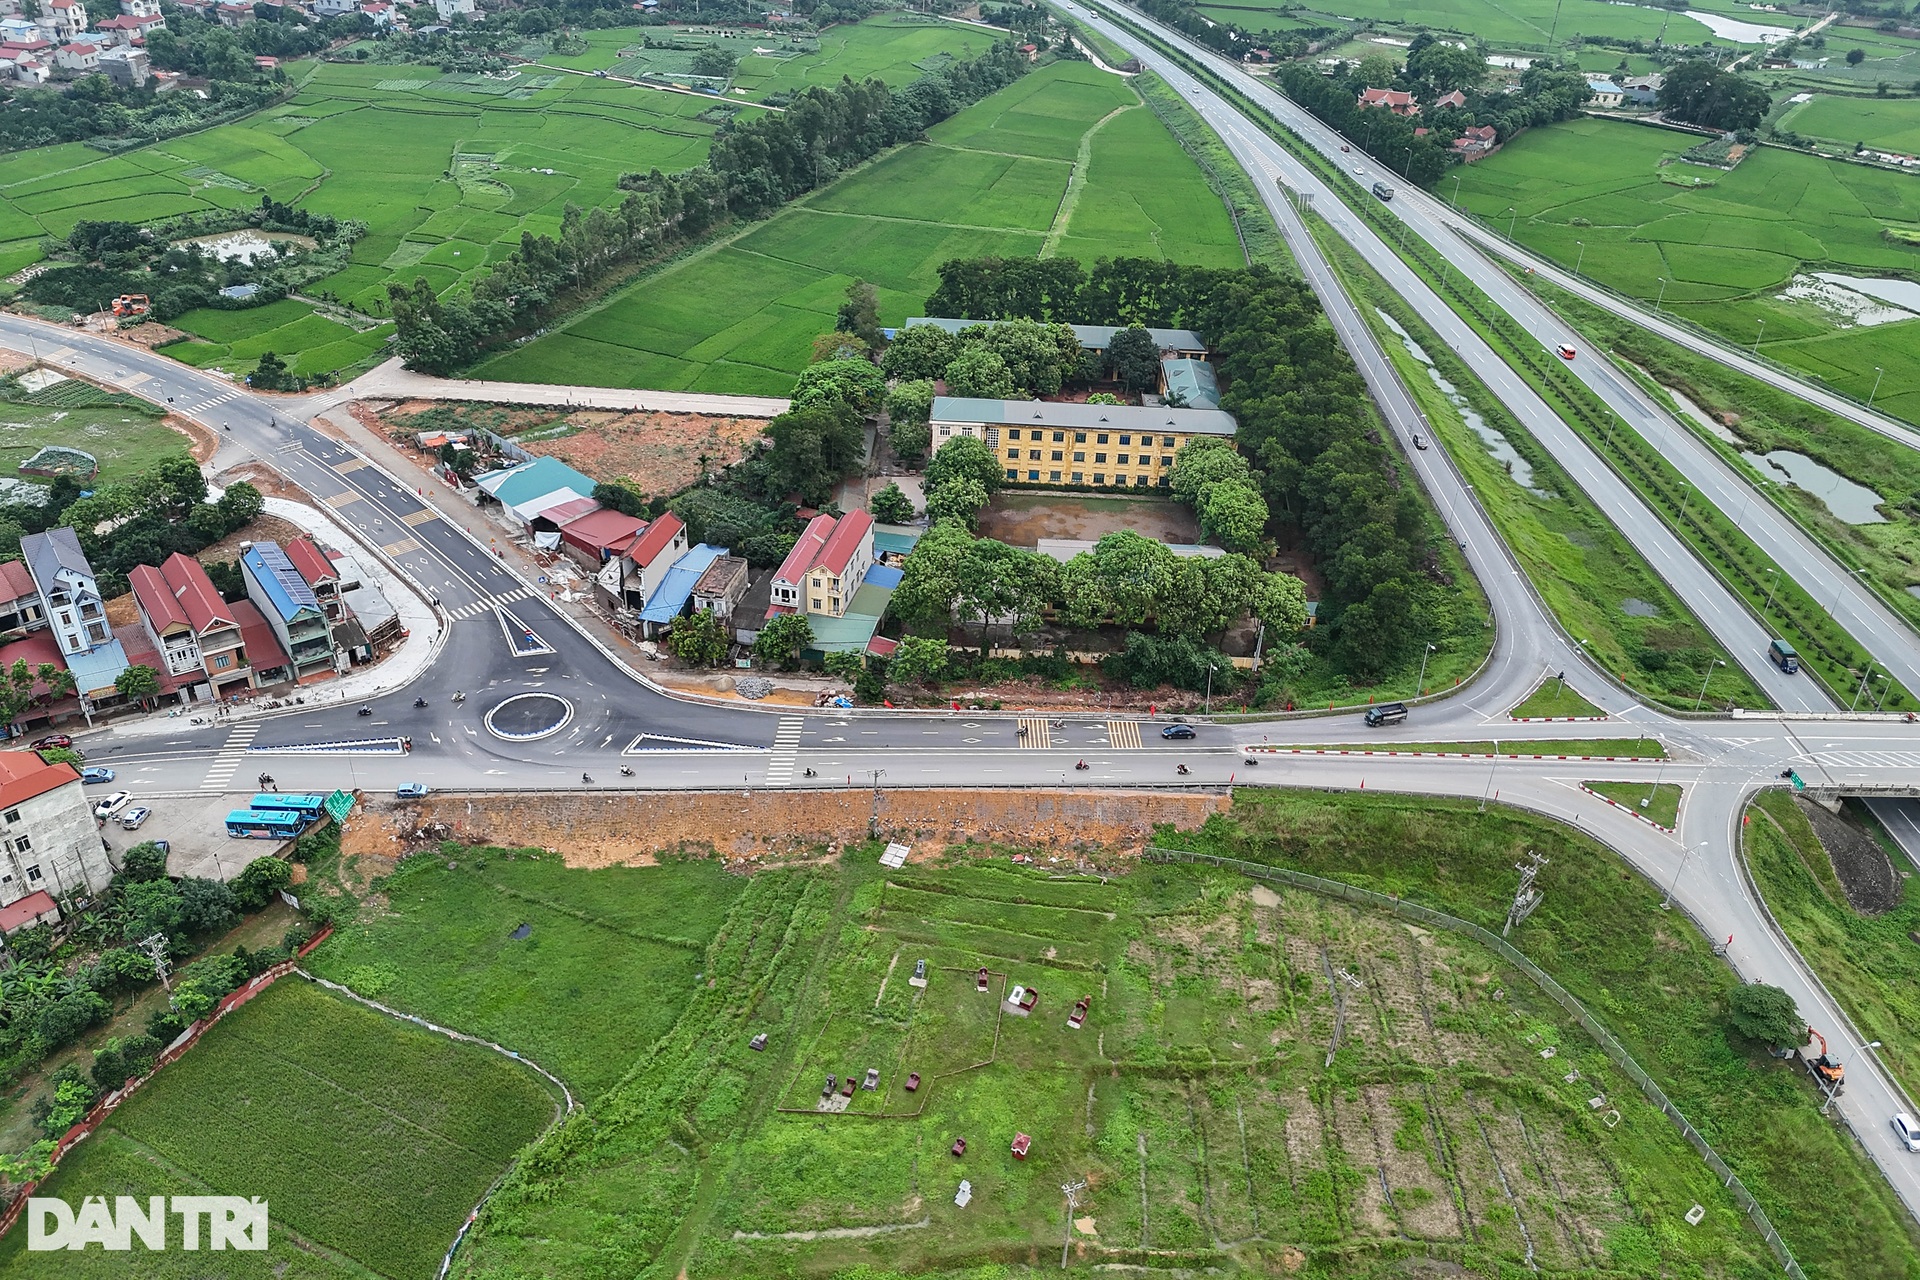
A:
[[402, 509, 438, 527], [1018, 717, 1051, 748], [382, 537, 420, 556], [1107, 720, 1143, 749], [764, 717, 804, 786], [323, 491, 357, 510], [198, 724, 260, 793], [332, 458, 368, 475]]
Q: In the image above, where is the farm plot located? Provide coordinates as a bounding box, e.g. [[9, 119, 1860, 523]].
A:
[[674, 860, 1763, 1277], [0, 395, 187, 488], [1452, 116, 1920, 419], [1223, 0, 1780, 47], [478, 62, 1242, 394], [304, 852, 744, 1099], [0, 978, 555, 1280]]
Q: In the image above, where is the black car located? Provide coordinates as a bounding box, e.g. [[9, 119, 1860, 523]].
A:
[[1161, 724, 1197, 740]]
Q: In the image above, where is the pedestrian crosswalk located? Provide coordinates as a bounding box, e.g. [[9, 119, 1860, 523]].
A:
[[199, 724, 260, 792], [187, 389, 243, 417], [1813, 750, 1920, 770], [1018, 717, 1051, 748], [764, 718, 804, 786], [445, 586, 537, 621], [1107, 720, 1143, 749]]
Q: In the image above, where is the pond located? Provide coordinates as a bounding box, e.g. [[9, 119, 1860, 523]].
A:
[[171, 229, 318, 264], [1813, 272, 1920, 315], [1776, 274, 1917, 327], [1376, 310, 1553, 498], [1680, 11, 1795, 42], [1741, 449, 1887, 525]]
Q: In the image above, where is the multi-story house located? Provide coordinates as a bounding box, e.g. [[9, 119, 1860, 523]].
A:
[[129, 553, 257, 701], [240, 541, 335, 682], [20, 527, 126, 704], [38, 0, 83, 40], [929, 398, 1239, 492], [0, 561, 44, 640], [769, 511, 873, 619], [0, 750, 114, 934]]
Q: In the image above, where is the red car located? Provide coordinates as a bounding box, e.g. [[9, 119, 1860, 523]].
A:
[[1555, 343, 1577, 361], [29, 735, 71, 750]]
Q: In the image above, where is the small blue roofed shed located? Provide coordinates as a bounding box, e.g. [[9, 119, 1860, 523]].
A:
[[638, 543, 728, 632], [1160, 358, 1220, 410]]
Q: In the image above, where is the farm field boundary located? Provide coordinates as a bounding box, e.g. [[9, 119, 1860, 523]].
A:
[[1144, 845, 1808, 1279]]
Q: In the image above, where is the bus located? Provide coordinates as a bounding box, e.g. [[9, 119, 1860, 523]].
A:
[[226, 809, 306, 840], [250, 793, 326, 824], [1768, 639, 1799, 674]]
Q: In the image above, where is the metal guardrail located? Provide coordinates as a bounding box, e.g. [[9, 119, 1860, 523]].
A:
[[1143, 845, 1808, 1279]]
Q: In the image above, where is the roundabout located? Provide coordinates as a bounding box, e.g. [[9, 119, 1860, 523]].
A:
[[483, 692, 575, 742]]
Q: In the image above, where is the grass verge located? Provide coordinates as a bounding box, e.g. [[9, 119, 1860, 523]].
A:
[[1585, 780, 1682, 828], [1744, 790, 1920, 1111], [1510, 680, 1606, 718], [1295, 738, 1666, 756], [1180, 788, 1920, 1278]]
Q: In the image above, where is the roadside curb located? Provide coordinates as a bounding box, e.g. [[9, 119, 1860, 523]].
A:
[[1577, 781, 1676, 835], [1249, 747, 1662, 762], [1507, 715, 1610, 723]]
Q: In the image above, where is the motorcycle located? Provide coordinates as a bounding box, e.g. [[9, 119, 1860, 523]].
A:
[[452, 692, 466, 704], [1016, 725, 1028, 737], [1176, 764, 1190, 776], [619, 765, 634, 777], [581, 772, 593, 785], [1074, 760, 1090, 771], [357, 706, 373, 717], [1243, 756, 1259, 766], [803, 767, 817, 778], [413, 697, 428, 708]]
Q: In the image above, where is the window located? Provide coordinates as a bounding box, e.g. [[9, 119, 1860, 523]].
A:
[[1097, 433, 1109, 444], [1028, 470, 1040, 481], [1135, 475, 1149, 487], [1074, 432, 1086, 443], [812, 598, 823, 610], [1072, 451, 1085, 463], [1028, 449, 1041, 461], [1158, 475, 1171, 486], [213, 654, 230, 669], [1051, 450, 1063, 462], [1093, 473, 1106, 484], [13, 835, 27, 853], [1007, 429, 1021, 440], [937, 425, 951, 437], [1051, 431, 1065, 443], [24, 865, 38, 882], [1116, 454, 1130, 465], [1162, 436, 1176, 447], [1160, 456, 1174, 468], [1094, 453, 1107, 464], [1119, 434, 1132, 446], [1049, 470, 1062, 482], [1006, 468, 1018, 480], [56, 610, 71, 626], [1007, 449, 1019, 460], [3, 809, 17, 825]]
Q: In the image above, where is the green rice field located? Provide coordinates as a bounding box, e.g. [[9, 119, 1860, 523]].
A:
[[1779, 93, 1920, 156], [1219, 0, 1795, 49], [0, 978, 556, 1280], [1451, 117, 1920, 422], [477, 62, 1247, 394]]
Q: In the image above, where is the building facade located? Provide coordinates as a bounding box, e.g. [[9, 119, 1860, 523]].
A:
[[0, 752, 114, 930], [929, 398, 1238, 490], [129, 552, 254, 700], [770, 511, 874, 620], [240, 541, 335, 682]]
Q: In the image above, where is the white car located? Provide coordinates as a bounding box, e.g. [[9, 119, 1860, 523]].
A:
[[119, 806, 152, 831], [93, 791, 131, 820], [1894, 1113, 1920, 1152]]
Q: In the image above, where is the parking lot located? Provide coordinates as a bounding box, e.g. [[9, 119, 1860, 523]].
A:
[[91, 790, 295, 883]]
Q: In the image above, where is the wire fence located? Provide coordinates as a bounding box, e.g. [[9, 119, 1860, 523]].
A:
[[1144, 845, 1808, 1280]]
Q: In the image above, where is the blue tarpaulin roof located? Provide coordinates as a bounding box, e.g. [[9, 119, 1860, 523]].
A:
[[872, 527, 920, 556], [638, 544, 727, 623], [862, 563, 903, 590]]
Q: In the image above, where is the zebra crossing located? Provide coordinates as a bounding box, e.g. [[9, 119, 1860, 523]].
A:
[[1107, 720, 1143, 749], [763, 718, 805, 787], [1811, 750, 1920, 770], [186, 389, 244, 417], [199, 724, 260, 792], [444, 586, 537, 621]]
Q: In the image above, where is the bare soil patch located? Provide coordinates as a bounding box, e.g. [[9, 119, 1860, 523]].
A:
[[976, 492, 1200, 547], [341, 787, 1227, 867], [1797, 797, 1899, 914]]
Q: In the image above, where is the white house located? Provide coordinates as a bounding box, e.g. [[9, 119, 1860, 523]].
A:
[[52, 38, 99, 70], [359, 0, 393, 23], [311, 0, 358, 14], [118, 0, 159, 15], [0, 15, 36, 39], [97, 43, 144, 83], [1585, 77, 1624, 109], [38, 0, 83, 40], [0, 751, 117, 933], [433, 0, 474, 18]]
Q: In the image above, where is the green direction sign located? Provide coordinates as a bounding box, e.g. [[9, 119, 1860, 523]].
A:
[[323, 789, 355, 824], [1787, 771, 1804, 792]]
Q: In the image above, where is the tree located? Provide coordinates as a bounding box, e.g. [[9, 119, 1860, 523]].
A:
[[177, 877, 238, 935], [1168, 436, 1253, 506], [1106, 325, 1160, 394], [1727, 982, 1802, 1045], [0, 659, 73, 733], [810, 331, 870, 364], [925, 476, 989, 529], [1658, 59, 1769, 131], [248, 350, 292, 391], [836, 279, 884, 350], [881, 324, 960, 381], [594, 481, 647, 517], [690, 47, 737, 79], [1406, 42, 1484, 95], [1353, 52, 1402, 91], [120, 879, 185, 943], [215, 480, 263, 531], [1253, 571, 1310, 634], [887, 634, 949, 686], [890, 519, 974, 630], [230, 856, 293, 911], [890, 418, 932, 464], [870, 482, 916, 524], [758, 406, 866, 506], [967, 318, 1078, 395], [1200, 483, 1270, 553], [114, 664, 161, 709], [790, 358, 887, 420], [664, 608, 730, 667], [822, 651, 866, 683], [923, 434, 1003, 497], [886, 379, 936, 463], [119, 841, 171, 884], [943, 346, 1017, 399], [37, 746, 84, 770], [1847, 47, 1867, 65], [753, 612, 814, 670]]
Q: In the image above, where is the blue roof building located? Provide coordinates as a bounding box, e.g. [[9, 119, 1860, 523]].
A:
[[240, 542, 336, 682], [638, 543, 728, 634], [1160, 358, 1221, 410], [474, 456, 598, 514]]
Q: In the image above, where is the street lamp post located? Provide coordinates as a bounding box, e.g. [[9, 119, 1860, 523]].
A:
[[1692, 658, 1724, 712], [1603, 410, 1618, 450], [1751, 317, 1765, 355], [1450, 173, 1463, 208], [1204, 664, 1216, 716], [1829, 566, 1868, 615], [1661, 840, 1706, 910], [1573, 240, 1585, 276], [1643, 742, 1671, 809], [1479, 738, 1499, 812], [1852, 660, 1879, 711], [1402, 145, 1412, 178], [1654, 277, 1668, 312], [1868, 365, 1886, 409], [1505, 206, 1518, 239], [1676, 481, 1693, 524], [1415, 642, 1436, 699], [1762, 567, 1780, 616]]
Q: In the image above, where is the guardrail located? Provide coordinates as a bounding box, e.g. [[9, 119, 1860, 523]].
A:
[[1143, 844, 1808, 1279]]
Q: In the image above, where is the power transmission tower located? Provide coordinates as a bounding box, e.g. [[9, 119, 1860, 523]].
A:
[[1503, 851, 1549, 937], [139, 932, 174, 992], [1060, 1178, 1088, 1269]]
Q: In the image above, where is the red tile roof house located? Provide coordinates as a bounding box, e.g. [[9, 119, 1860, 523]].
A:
[[0, 750, 117, 931], [767, 511, 874, 620], [559, 508, 646, 571], [1452, 125, 1498, 158], [1356, 86, 1419, 117], [1432, 89, 1467, 109], [0, 631, 77, 730], [129, 553, 256, 701], [608, 512, 686, 611]]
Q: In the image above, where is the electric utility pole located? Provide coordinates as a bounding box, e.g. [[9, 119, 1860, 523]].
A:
[[1503, 851, 1548, 937]]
